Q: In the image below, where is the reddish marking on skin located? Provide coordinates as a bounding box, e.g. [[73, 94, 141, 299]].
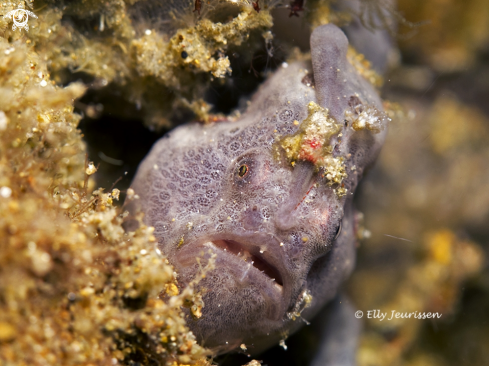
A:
[[294, 180, 316, 211], [298, 138, 322, 164], [289, 0, 304, 17], [307, 138, 321, 150], [298, 152, 317, 164]]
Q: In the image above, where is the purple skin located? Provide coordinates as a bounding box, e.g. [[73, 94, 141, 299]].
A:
[[125, 24, 387, 356]]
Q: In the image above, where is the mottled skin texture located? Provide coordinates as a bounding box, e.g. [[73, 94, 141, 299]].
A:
[[126, 25, 387, 357]]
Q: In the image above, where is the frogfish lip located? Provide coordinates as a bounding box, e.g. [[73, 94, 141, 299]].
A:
[[208, 239, 284, 287], [173, 234, 289, 318]]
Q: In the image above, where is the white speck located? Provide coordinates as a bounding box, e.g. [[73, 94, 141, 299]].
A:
[[4, 47, 15, 55], [155, 248, 162, 255], [140, 249, 147, 255], [259, 250, 264, 254], [85, 162, 97, 175], [0, 111, 8, 130], [0, 186, 12, 198], [279, 339, 287, 350], [145, 29, 152, 35], [280, 242, 284, 246], [40, 80, 47, 87], [282, 62, 288, 68], [153, 164, 158, 170]]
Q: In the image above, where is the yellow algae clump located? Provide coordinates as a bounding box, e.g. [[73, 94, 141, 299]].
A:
[[345, 101, 390, 134], [278, 101, 347, 187], [280, 102, 340, 163], [3, 0, 275, 129], [0, 25, 213, 366], [133, 9, 272, 86], [346, 46, 384, 88]]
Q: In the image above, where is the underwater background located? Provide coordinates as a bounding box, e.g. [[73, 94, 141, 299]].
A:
[[0, 0, 488, 365]]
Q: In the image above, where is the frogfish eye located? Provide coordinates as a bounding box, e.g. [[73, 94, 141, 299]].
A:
[[238, 164, 249, 178]]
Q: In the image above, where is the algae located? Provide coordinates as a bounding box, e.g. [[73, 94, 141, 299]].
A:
[[0, 4, 214, 365]]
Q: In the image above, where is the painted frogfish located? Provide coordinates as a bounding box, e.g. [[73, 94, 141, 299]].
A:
[[125, 24, 389, 360]]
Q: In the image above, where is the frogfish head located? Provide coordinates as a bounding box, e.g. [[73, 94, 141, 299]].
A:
[[125, 24, 388, 355]]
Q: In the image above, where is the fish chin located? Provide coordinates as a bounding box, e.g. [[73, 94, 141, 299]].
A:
[[171, 237, 293, 353]]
